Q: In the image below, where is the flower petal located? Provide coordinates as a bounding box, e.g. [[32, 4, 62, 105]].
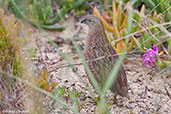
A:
[[153, 43, 158, 53]]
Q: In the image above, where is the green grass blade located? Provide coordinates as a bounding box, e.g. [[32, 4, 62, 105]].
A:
[[38, 24, 66, 30], [102, 51, 126, 93], [126, 5, 133, 44], [10, 0, 24, 18], [71, 37, 102, 96]]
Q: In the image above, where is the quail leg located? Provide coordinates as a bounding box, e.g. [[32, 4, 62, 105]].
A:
[[113, 94, 117, 104]]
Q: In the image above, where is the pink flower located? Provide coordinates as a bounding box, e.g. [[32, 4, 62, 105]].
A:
[[142, 43, 159, 67]]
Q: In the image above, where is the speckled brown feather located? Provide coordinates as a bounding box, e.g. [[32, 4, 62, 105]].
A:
[[81, 15, 128, 97]]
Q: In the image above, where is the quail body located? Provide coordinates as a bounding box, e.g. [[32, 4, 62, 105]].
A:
[[81, 15, 128, 97]]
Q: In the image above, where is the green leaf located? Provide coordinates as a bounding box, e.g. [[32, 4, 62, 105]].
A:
[[144, 0, 155, 11], [13, 56, 19, 76], [132, 37, 144, 52], [45, 6, 52, 21], [155, 0, 163, 12], [10, 0, 24, 18], [130, 0, 141, 7], [35, 0, 44, 21], [72, 0, 86, 9], [44, 7, 66, 25], [139, 36, 144, 50], [29, 48, 37, 58], [144, 33, 152, 49], [44, 0, 51, 6]]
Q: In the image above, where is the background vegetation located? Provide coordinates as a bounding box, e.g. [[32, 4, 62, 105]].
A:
[[0, 0, 170, 113]]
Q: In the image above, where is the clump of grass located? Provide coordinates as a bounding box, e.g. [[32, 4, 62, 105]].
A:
[[0, 10, 43, 113], [0, 9, 24, 110]]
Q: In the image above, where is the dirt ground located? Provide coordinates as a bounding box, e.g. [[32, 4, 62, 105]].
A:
[[30, 16, 171, 114]]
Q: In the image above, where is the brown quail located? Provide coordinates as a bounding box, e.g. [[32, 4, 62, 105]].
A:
[[81, 15, 129, 98]]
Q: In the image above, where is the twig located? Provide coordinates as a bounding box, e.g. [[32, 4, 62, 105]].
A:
[[36, 37, 50, 71], [116, 22, 171, 42], [164, 87, 171, 99], [48, 50, 142, 73], [48, 62, 83, 73]]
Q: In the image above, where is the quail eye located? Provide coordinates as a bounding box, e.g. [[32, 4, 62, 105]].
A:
[[88, 19, 92, 22]]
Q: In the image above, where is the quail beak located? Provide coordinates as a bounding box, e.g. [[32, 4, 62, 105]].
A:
[[80, 19, 87, 24]]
